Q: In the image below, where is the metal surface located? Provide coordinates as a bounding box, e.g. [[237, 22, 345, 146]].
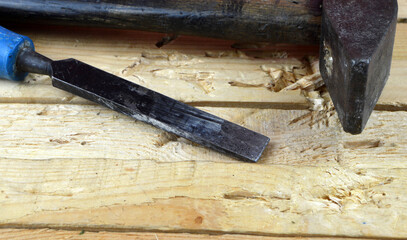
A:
[[320, 0, 398, 134], [17, 48, 52, 76], [50, 59, 270, 162]]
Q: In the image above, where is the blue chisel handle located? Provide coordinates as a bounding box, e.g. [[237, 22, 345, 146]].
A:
[[0, 26, 34, 81]]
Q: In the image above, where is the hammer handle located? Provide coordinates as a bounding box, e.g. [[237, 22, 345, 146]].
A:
[[0, 0, 322, 45]]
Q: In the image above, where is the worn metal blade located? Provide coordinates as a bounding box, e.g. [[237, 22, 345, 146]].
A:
[[320, 0, 398, 134], [51, 59, 270, 162]]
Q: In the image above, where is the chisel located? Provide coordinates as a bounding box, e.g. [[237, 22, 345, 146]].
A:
[[0, 26, 270, 162]]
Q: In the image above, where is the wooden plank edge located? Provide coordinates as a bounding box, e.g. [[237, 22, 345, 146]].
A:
[[0, 228, 384, 240], [399, 0, 407, 19]]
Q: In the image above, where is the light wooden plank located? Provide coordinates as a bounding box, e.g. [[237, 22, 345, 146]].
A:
[[0, 159, 405, 238], [0, 24, 405, 109], [378, 23, 407, 109], [0, 104, 406, 169], [400, 0, 407, 19], [0, 24, 309, 107], [377, 23, 407, 109], [0, 229, 377, 240]]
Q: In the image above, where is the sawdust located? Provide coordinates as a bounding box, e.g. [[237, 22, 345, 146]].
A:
[[281, 73, 324, 92], [270, 56, 335, 124], [121, 59, 142, 77], [141, 50, 191, 62], [260, 56, 335, 127], [141, 51, 169, 59], [154, 132, 180, 148], [227, 61, 310, 92], [195, 78, 216, 94], [289, 99, 336, 128], [228, 81, 266, 88], [260, 59, 311, 92], [49, 138, 70, 144], [152, 69, 215, 94], [205, 50, 249, 58], [225, 55, 331, 117], [305, 90, 326, 111]]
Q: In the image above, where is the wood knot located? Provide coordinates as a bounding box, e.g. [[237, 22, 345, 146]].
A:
[[194, 216, 203, 224]]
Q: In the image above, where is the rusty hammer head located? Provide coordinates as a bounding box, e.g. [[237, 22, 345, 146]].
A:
[[319, 0, 398, 134]]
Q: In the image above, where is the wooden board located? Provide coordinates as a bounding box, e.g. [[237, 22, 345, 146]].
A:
[[400, 0, 407, 19], [0, 24, 310, 108], [378, 23, 407, 109], [0, 24, 405, 110], [0, 7, 406, 240], [0, 229, 373, 240], [0, 104, 407, 238], [0, 104, 406, 169], [0, 159, 406, 238]]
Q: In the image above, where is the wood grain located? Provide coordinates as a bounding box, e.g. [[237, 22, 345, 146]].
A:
[[0, 159, 405, 238], [0, 24, 404, 109], [378, 23, 407, 109], [0, 104, 406, 168], [0, 228, 382, 240], [400, 0, 407, 19], [0, 229, 374, 240]]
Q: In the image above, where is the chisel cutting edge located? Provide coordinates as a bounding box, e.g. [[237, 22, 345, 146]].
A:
[[0, 26, 270, 162]]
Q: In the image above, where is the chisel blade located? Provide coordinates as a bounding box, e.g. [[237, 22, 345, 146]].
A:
[[50, 59, 270, 162]]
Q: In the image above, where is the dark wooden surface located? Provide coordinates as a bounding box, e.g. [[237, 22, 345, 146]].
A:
[[0, 0, 322, 44]]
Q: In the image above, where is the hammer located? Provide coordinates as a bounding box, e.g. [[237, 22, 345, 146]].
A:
[[0, 0, 399, 134]]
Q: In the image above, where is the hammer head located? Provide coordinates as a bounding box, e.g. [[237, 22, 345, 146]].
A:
[[320, 0, 398, 134]]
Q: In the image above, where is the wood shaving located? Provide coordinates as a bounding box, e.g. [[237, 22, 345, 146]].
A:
[[262, 56, 332, 115], [141, 51, 169, 59], [282, 73, 323, 92], [305, 90, 325, 111], [261, 65, 298, 92], [308, 56, 320, 73], [121, 59, 141, 77], [228, 81, 266, 88], [205, 50, 248, 58]]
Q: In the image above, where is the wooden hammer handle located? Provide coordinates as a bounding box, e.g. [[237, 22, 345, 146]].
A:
[[0, 0, 322, 44]]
